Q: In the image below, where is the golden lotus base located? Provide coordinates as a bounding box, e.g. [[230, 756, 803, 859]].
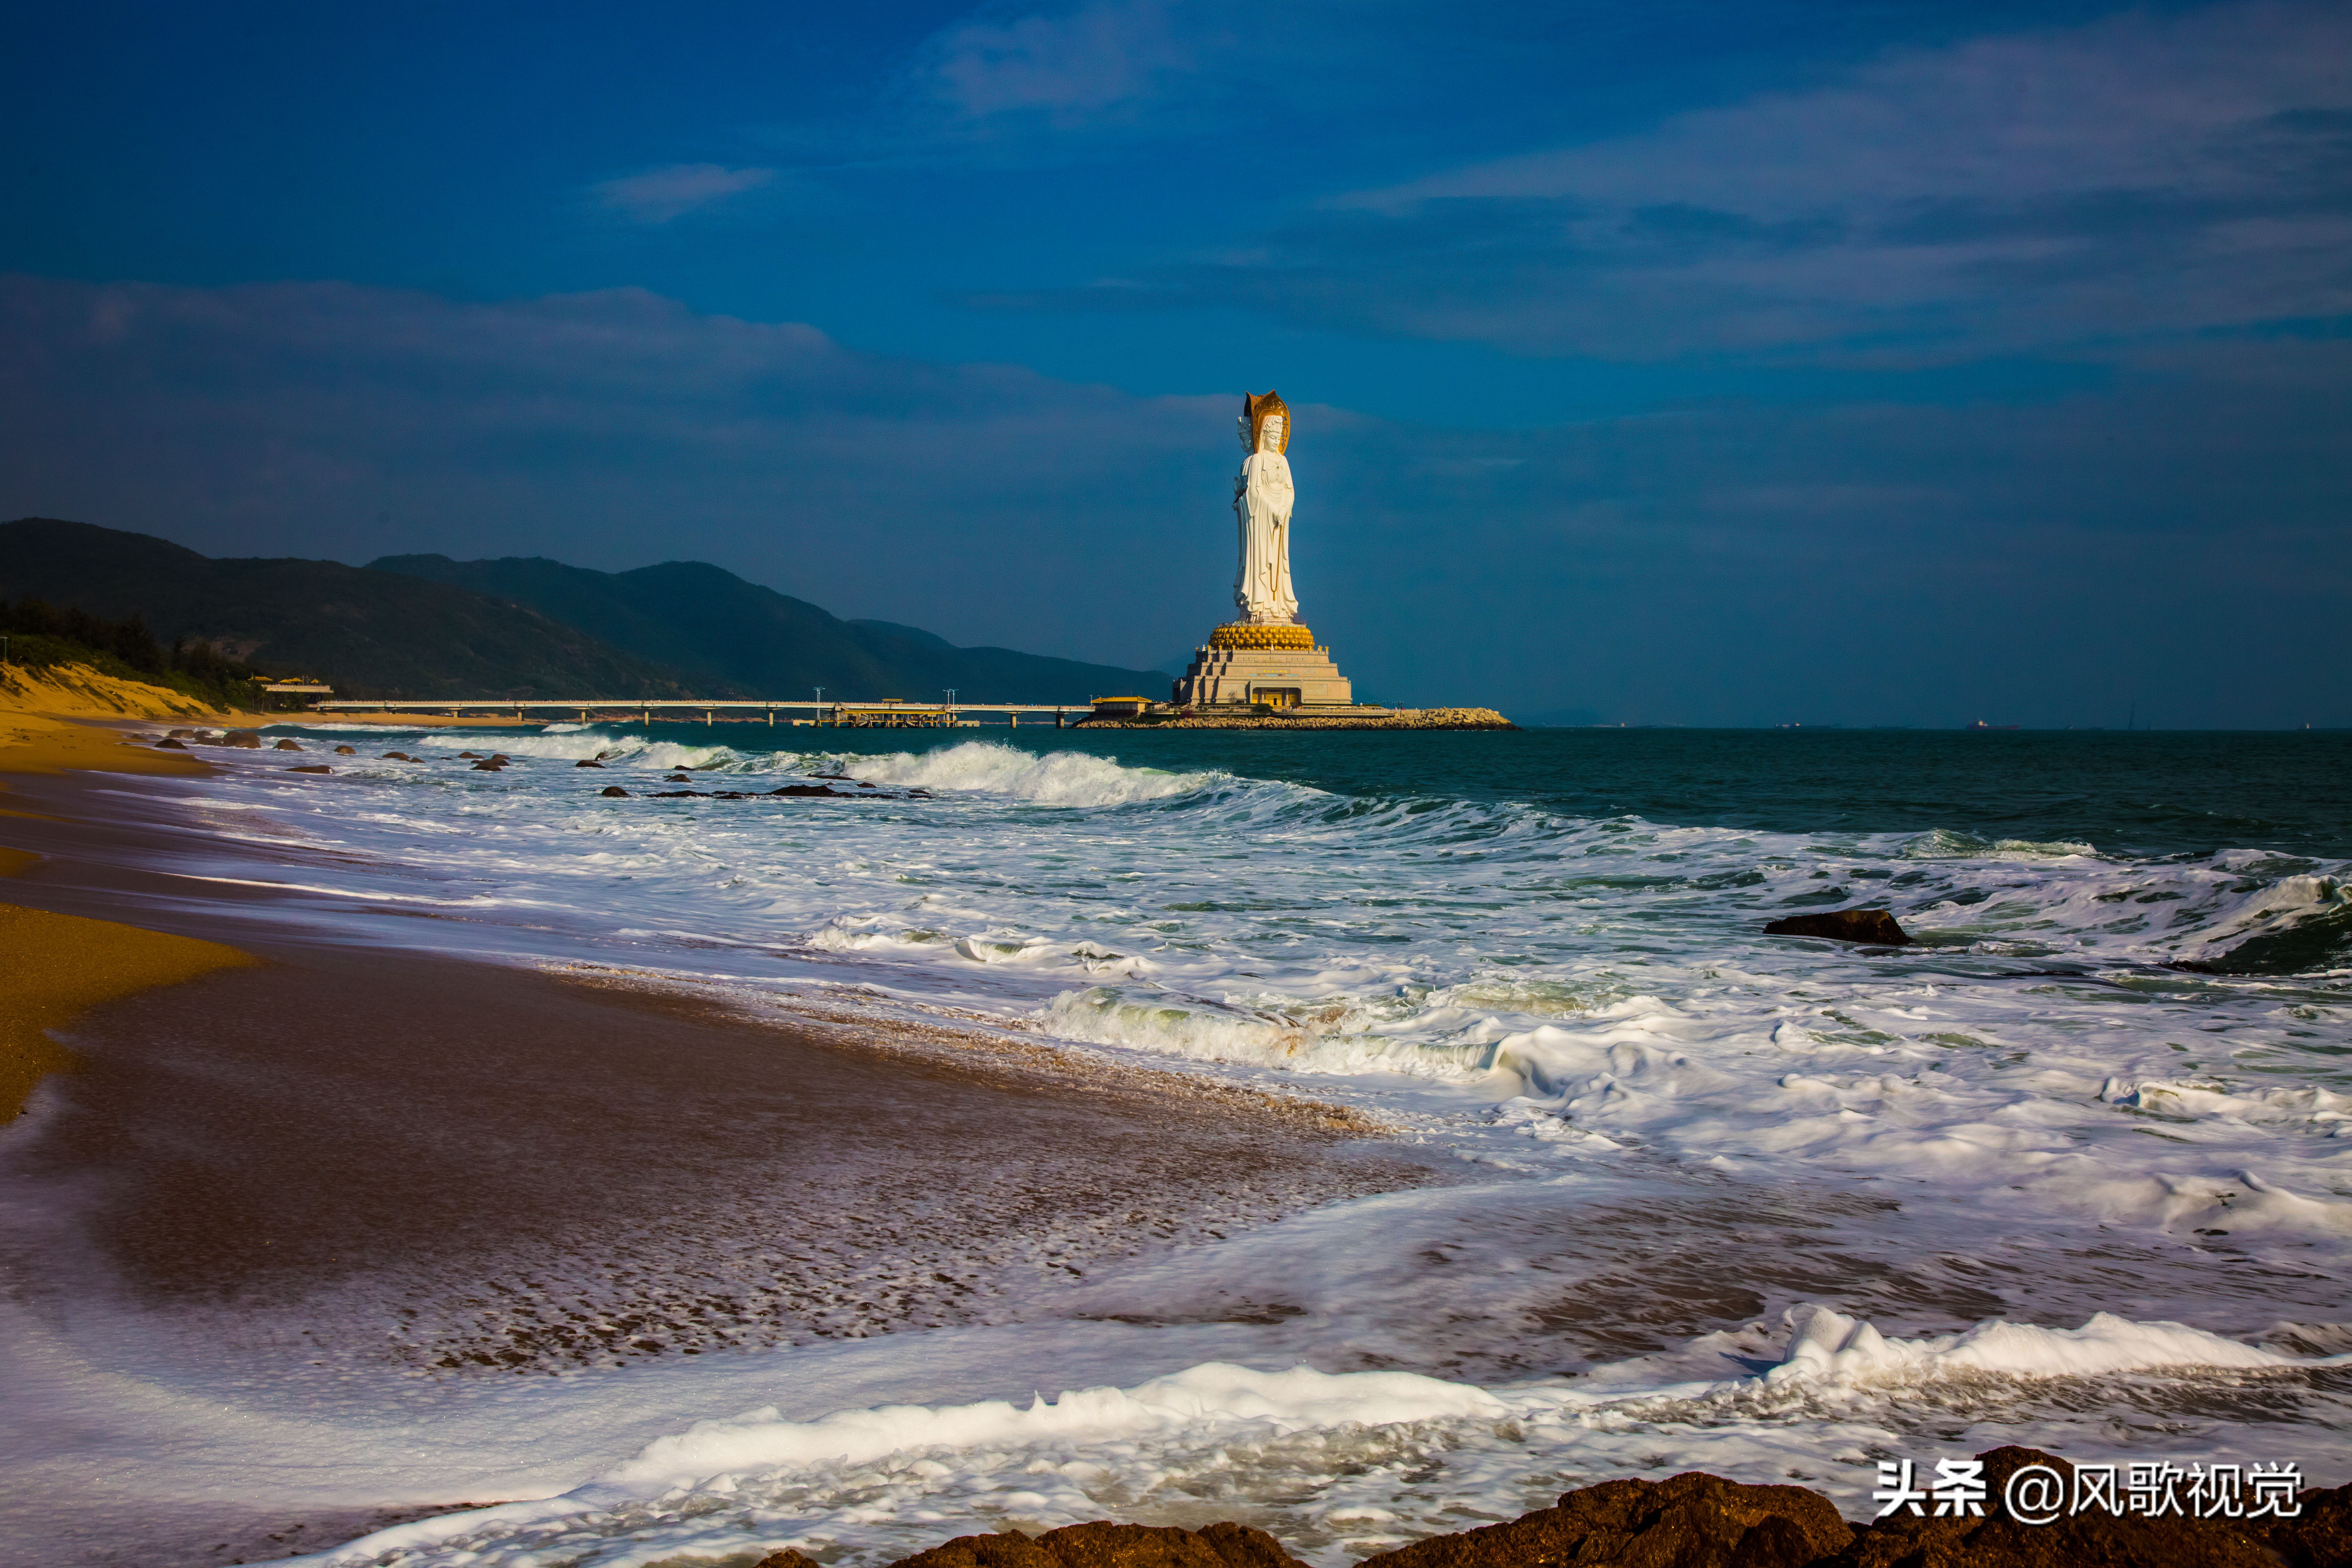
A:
[[1208, 621, 1317, 651]]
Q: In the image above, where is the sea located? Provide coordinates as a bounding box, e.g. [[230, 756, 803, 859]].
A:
[[17, 723, 2352, 1565]]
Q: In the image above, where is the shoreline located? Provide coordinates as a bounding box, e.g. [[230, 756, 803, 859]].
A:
[[0, 745, 1440, 1568], [0, 664, 258, 1118]]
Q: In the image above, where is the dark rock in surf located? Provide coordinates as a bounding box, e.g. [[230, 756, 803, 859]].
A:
[[273, 738, 304, 751], [287, 764, 332, 774], [599, 786, 630, 797], [575, 759, 605, 768], [381, 751, 411, 760], [471, 760, 506, 771], [665, 773, 691, 782], [167, 728, 196, 738], [458, 750, 481, 758], [333, 744, 356, 755], [755, 1552, 824, 1568], [889, 1521, 1306, 1568], [223, 730, 263, 748], [1764, 908, 1911, 946], [771, 783, 855, 797], [154, 737, 188, 749], [1355, 1470, 1850, 1568], [651, 789, 709, 798]]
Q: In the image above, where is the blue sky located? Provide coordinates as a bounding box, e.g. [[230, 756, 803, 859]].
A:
[[4, 0, 2347, 725]]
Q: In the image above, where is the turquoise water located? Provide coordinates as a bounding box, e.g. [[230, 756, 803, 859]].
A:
[[651, 722, 2352, 858]]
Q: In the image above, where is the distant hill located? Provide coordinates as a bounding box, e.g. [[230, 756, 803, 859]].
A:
[[0, 519, 694, 700], [367, 554, 1172, 705]]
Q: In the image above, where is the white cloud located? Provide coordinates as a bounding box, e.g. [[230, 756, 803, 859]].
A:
[[917, 0, 1213, 125], [591, 163, 778, 224]]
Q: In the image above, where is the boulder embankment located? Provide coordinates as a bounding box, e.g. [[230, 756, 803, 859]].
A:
[[784, 1446, 2350, 1568], [1083, 707, 1515, 731]]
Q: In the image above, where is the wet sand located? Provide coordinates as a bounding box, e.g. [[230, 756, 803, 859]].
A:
[[0, 756, 1436, 1566]]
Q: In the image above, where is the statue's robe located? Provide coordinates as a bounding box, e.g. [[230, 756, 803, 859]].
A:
[[1233, 450, 1297, 623]]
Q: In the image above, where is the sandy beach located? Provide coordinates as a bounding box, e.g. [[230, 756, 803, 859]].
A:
[[0, 672, 1436, 1567]]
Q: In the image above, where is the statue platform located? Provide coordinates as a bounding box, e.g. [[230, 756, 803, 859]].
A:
[[1172, 623, 1352, 709]]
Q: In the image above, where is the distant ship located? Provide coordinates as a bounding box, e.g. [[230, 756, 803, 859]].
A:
[[1965, 719, 2019, 731]]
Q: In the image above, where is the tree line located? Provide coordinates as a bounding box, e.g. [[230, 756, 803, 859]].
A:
[[0, 599, 270, 709]]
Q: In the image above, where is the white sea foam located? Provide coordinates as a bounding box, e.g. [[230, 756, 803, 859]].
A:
[[287, 1307, 2336, 1568], [849, 740, 1218, 805]]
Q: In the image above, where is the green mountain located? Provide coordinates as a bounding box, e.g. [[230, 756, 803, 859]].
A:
[[0, 518, 702, 700], [366, 553, 1171, 705], [0, 518, 1172, 704]]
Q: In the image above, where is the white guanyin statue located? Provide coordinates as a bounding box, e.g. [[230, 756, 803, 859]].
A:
[[1233, 390, 1298, 624]]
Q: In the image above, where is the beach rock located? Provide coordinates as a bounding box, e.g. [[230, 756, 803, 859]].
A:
[[755, 1552, 823, 1568], [167, 728, 196, 738], [2249, 1480, 2352, 1566], [471, 760, 506, 771], [154, 738, 188, 749], [458, 750, 481, 758], [771, 783, 855, 797], [665, 773, 692, 782], [599, 786, 631, 797], [274, 738, 304, 751], [889, 1521, 1305, 1568], [575, 759, 605, 768], [223, 730, 263, 748], [1830, 1446, 2284, 1567], [381, 751, 411, 761], [1357, 1470, 1851, 1568], [650, 790, 709, 798], [1764, 908, 1911, 946], [334, 744, 356, 755], [287, 765, 332, 774]]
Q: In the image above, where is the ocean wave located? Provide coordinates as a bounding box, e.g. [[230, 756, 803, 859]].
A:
[[844, 741, 1220, 806]]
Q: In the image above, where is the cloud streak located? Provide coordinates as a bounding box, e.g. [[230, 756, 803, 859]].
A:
[[591, 163, 779, 223]]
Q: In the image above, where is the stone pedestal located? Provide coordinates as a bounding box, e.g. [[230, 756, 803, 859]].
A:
[[1171, 624, 1352, 709]]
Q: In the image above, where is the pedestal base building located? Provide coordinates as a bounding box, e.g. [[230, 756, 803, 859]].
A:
[[1171, 622, 1352, 710]]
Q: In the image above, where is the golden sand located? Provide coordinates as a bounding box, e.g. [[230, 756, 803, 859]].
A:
[[0, 661, 244, 779], [0, 902, 256, 1119], [0, 662, 261, 1115]]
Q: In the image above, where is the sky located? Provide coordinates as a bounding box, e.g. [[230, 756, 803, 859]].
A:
[[3, 0, 2347, 726]]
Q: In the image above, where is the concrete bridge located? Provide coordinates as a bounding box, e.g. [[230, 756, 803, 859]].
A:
[[309, 698, 1094, 728]]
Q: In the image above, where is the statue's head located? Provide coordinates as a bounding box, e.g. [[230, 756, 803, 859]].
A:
[[1241, 391, 1291, 455]]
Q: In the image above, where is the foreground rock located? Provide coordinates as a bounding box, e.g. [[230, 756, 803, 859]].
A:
[[849, 1449, 2350, 1568], [1764, 907, 1912, 945], [874, 1521, 1305, 1568], [1358, 1471, 1851, 1568]]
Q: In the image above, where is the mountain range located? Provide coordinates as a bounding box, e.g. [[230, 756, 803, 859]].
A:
[[0, 519, 1170, 704]]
